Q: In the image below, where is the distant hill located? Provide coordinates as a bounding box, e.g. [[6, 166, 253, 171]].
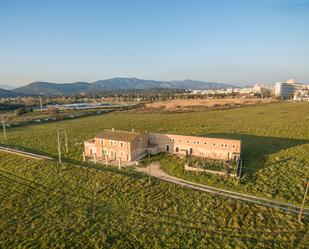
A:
[[0, 84, 16, 90], [168, 80, 236, 90], [13, 81, 101, 96], [0, 88, 24, 98], [12, 78, 238, 96], [94, 78, 236, 90]]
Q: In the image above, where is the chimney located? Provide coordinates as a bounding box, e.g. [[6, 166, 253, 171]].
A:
[[112, 128, 115, 132]]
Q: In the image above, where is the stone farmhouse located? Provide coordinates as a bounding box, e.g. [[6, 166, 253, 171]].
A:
[[84, 128, 241, 164]]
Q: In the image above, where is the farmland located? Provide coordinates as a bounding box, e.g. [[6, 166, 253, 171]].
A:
[[1, 101, 308, 204], [143, 97, 276, 112], [0, 152, 308, 248]]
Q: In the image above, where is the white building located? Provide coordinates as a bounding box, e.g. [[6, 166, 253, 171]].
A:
[[274, 79, 303, 98], [294, 89, 309, 101], [253, 83, 273, 96]]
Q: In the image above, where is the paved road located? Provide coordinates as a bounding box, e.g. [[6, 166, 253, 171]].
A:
[[135, 163, 309, 216], [1, 145, 308, 217]]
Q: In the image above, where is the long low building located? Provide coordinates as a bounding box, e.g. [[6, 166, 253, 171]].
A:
[[84, 129, 241, 163], [148, 133, 241, 161]]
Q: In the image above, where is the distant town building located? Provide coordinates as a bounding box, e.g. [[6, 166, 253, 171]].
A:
[[274, 79, 303, 98], [253, 84, 273, 96], [294, 89, 309, 102]]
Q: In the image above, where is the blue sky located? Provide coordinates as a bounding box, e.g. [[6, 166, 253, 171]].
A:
[[0, 0, 308, 86]]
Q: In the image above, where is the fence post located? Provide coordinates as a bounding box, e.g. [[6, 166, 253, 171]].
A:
[[118, 158, 121, 169], [93, 153, 97, 164]]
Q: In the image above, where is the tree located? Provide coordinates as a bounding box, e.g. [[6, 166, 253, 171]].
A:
[[15, 107, 28, 116], [47, 106, 60, 115]]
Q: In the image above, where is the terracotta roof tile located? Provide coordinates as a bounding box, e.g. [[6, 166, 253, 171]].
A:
[[95, 129, 139, 142]]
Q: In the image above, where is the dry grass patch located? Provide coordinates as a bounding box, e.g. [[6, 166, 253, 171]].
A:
[[145, 98, 276, 111]]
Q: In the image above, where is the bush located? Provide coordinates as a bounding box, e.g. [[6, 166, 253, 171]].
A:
[[15, 107, 28, 116], [47, 106, 60, 115]]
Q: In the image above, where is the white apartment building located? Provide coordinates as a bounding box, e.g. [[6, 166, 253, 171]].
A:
[[274, 79, 303, 98]]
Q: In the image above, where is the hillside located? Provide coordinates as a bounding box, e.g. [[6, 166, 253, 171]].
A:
[[0, 88, 24, 98], [13, 81, 100, 95], [12, 78, 237, 96]]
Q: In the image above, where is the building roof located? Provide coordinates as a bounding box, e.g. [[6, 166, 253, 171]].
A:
[[95, 129, 140, 142]]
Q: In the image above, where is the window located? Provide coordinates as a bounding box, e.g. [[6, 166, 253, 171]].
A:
[[110, 150, 115, 159], [163, 138, 166, 141], [120, 151, 124, 157], [193, 141, 196, 144], [232, 145, 236, 148], [170, 138, 173, 142], [120, 142, 124, 147], [156, 137, 159, 141], [89, 148, 93, 155], [179, 140, 182, 143], [197, 141, 200, 144], [221, 144, 224, 147], [109, 140, 117, 146], [166, 144, 170, 152], [139, 138, 142, 143], [102, 149, 108, 156], [150, 136, 153, 140], [225, 144, 228, 147], [187, 140, 190, 144], [175, 147, 179, 152], [213, 143, 216, 146], [204, 142, 207, 145], [100, 139, 104, 145]]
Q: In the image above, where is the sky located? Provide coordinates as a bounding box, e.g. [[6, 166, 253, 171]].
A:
[[0, 0, 309, 87]]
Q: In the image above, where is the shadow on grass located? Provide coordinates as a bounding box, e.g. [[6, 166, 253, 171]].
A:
[[200, 133, 309, 173], [0, 143, 145, 180]]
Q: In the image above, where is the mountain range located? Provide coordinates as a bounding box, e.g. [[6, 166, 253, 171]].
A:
[[0, 77, 238, 97]]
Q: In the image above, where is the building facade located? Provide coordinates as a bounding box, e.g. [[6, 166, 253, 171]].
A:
[[274, 79, 303, 98], [84, 129, 149, 162], [148, 133, 241, 161], [84, 129, 241, 163]]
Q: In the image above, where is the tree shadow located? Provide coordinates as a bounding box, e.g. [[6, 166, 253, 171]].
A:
[[199, 133, 309, 173]]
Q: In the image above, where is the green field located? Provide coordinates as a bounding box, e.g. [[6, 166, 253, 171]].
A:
[[0, 153, 308, 248], [1, 102, 308, 204]]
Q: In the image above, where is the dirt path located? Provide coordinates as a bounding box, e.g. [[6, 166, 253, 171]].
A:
[[135, 163, 309, 216]]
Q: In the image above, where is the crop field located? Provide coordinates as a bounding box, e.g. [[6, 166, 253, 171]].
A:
[[0, 152, 308, 248], [144, 97, 276, 112], [0, 102, 309, 205]]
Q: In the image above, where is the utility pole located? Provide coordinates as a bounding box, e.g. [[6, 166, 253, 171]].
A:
[[298, 180, 309, 222], [39, 96, 43, 111], [64, 129, 68, 153], [148, 152, 151, 184], [57, 129, 62, 164], [1, 116, 6, 140]]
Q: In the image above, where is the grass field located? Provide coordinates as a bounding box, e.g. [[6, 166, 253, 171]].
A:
[[0, 102, 309, 204], [0, 153, 308, 248]]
